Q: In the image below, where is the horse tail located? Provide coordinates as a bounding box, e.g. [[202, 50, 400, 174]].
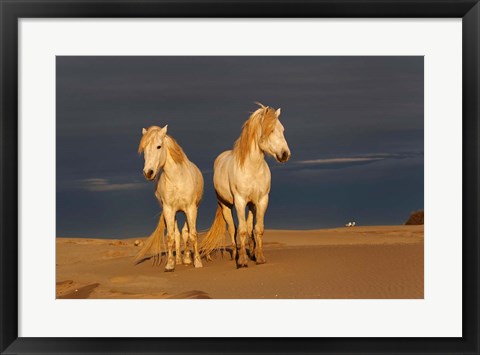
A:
[[200, 205, 226, 258], [134, 212, 165, 265]]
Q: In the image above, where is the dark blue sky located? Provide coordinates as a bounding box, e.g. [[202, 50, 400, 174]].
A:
[[56, 56, 423, 238]]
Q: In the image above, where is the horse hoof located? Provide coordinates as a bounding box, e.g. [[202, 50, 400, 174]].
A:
[[176, 258, 182, 265], [194, 259, 203, 268], [255, 252, 266, 264], [237, 263, 248, 269], [238, 252, 249, 265], [237, 255, 249, 268], [164, 268, 175, 272]]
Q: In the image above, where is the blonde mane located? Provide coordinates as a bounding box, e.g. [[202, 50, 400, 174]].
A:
[[233, 103, 278, 166], [164, 135, 186, 165], [138, 126, 160, 154], [138, 126, 186, 165]]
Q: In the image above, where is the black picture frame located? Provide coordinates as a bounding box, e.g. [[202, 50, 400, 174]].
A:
[[1, 1, 478, 354]]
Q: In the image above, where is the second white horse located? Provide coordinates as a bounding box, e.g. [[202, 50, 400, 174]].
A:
[[201, 103, 291, 267]]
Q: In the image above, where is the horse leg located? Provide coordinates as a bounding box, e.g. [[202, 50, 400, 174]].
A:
[[234, 197, 249, 268], [174, 220, 182, 265], [254, 196, 269, 264], [182, 222, 192, 265], [163, 207, 176, 272], [185, 206, 203, 268], [247, 206, 255, 260], [220, 201, 236, 260]]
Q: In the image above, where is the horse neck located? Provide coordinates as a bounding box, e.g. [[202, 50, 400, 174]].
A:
[[161, 148, 187, 181], [243, 136, 266, 168]]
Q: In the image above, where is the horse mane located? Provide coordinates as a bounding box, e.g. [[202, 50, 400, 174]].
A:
[[233, 103, 278, 166], [138, 126, 161, 154], [164, 135, 186, 165], [138, 126, 186, 165]]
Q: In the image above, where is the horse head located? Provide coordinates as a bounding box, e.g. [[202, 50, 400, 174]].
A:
[[138, 125, 168, 180], [258, 106, 291, 163]]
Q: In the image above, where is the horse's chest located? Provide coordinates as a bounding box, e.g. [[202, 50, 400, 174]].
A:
[[235, 175, 270, 201], [158, 181, 192, 207]]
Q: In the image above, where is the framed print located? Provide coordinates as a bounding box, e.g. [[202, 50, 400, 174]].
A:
[[1, 0, 479, 354]]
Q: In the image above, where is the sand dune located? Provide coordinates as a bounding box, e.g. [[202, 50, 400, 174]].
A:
[[56, 225, 423, 299]]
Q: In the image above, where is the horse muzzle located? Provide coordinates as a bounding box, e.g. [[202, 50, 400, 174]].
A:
[[143, 169, 155, 180], [276, 150, 291, 163]]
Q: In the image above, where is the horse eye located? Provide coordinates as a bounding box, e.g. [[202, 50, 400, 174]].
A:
[[157, 145, 161, 149]]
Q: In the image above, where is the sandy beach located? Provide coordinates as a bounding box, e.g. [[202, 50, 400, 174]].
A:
[[56, 225, 423, 299]]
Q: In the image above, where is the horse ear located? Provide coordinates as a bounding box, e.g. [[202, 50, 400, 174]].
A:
[[275, 108, 281, 117], [160, 125, 168, 136], [142, 127, 147, 135]]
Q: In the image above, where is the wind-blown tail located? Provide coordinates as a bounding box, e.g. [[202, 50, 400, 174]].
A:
[[134, 212, 165, 265], [200, 205, 227, 258]]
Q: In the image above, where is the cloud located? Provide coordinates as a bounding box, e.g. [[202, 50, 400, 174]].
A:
[[79, 178, 146, 192], [273, 152, 422, 172], [285, 152, 423, 183], [297, 157, 384, 165], [295, 152, 421, 166]]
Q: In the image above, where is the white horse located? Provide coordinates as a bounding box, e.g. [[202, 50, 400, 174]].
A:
[[200, 103, 291, 267], [134, 125, 204, 271]]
